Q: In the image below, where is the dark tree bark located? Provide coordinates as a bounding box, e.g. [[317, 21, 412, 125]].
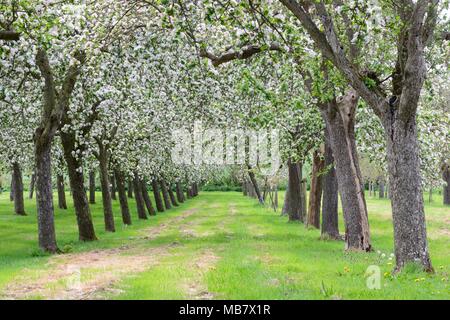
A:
[[56, 174, 67, 210], [160, 180, 172, 210], [247, 165, 263, 203], [127, 178, 133, 198], [281, 184, 289, 216], [168, 184, 179, 207], [89, 170, 96, 204], [10, 177, 14, 202], [115, 170, 131, 225], [242, 181, 248, 196], [35, 142, 58, 253], [379, 180, 385, 198], [141, 180, 156, 216], [319, 93, 371, 251], [60, 115, 97, 241], [98, 147, 115, 232], [186, 186, 192, 199], [307, 150, 324, 229], [321, 130, 340, 239], [152, 179, 165, 212], [12, 163, 26, 215], [133, 175, 147, 220], [442, 163, 450, 205], [29, 172, 36, 199], [192, 182, 199, 196], [176, 182, 185, 203], [110, 174, 117, 200], [285, 159, 303, 222]]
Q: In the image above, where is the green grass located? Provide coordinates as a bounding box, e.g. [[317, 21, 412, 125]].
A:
[[0, 190, 448, 299]]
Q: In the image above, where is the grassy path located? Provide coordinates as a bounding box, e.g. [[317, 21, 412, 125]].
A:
[[0, 192, 448, 299]]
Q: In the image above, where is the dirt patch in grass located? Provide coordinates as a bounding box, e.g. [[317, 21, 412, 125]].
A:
[[1, 207, 201, 300], [183, 249, 219, 300], [1, 245, 172, 300]]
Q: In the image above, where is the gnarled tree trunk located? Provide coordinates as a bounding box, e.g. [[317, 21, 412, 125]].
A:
[[319, 93, 371, 251], [168, 184, 179, 207], [12, 163, 26, 215]]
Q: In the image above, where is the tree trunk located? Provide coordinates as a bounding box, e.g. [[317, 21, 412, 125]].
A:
[[319, 96, 371, 251], [285, 159, 303, 222], [186, 186, 192, 199], [281, 184, 289, 216], [321, 131, 340, 239], [133, 175, 147, 220], [110, 174, 117, 200], [242, 182, 248, 196], [89, 170, 96, 204], [152, 179, 165, 212], [98, 150, 115, 232], [176, 182, 185, 203], [56, 174, 67, 210], [379, 180, 385, 198], [10, 177, 14, 201], [160, 180, 172, 210], [442, 163, 450, 205], [168, 184, 179, 207], [61, 132, 97, 241], [35, 142, 58, 253], [247, 165, 263, 203], [127, 178, 133, 198], [12, 163, 26, 215], [383, 114, 432, 271], [115, 170, 131, 225], [307, 150, 324, 229], [29, 172, 36, 199], [141, 180, 156, 216]]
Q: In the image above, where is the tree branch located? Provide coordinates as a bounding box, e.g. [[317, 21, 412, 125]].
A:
[[0, 30, 20, 41], [200, 43, 283, 67]]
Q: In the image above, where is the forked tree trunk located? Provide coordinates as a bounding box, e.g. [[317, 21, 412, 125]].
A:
[[133, 175, 147, 220], [35, 142, 58, 253], [127, 178, 133, 198], [29, 172, 36, 199], [319, 94, 371, 251], [321, 131, 340, 239], [115, 170, 131, 225], [61, 131, 97, 241], [12, 163, 26, 215], [285, 159, 303, 222], [98, 151, 115, 232], [160, 180, 172, 210], [307, 150, 324, 229], [152, 180, 165, 212], [110, 174, 117, 200], [141, 180, 156, 216], [89, 170, 96, 204], [442, 163, 450, 205], [168, 184, 179, 207], [56, 174, 67, 210], [383, 112, 432, 271], [176, 182, 185, 203]]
